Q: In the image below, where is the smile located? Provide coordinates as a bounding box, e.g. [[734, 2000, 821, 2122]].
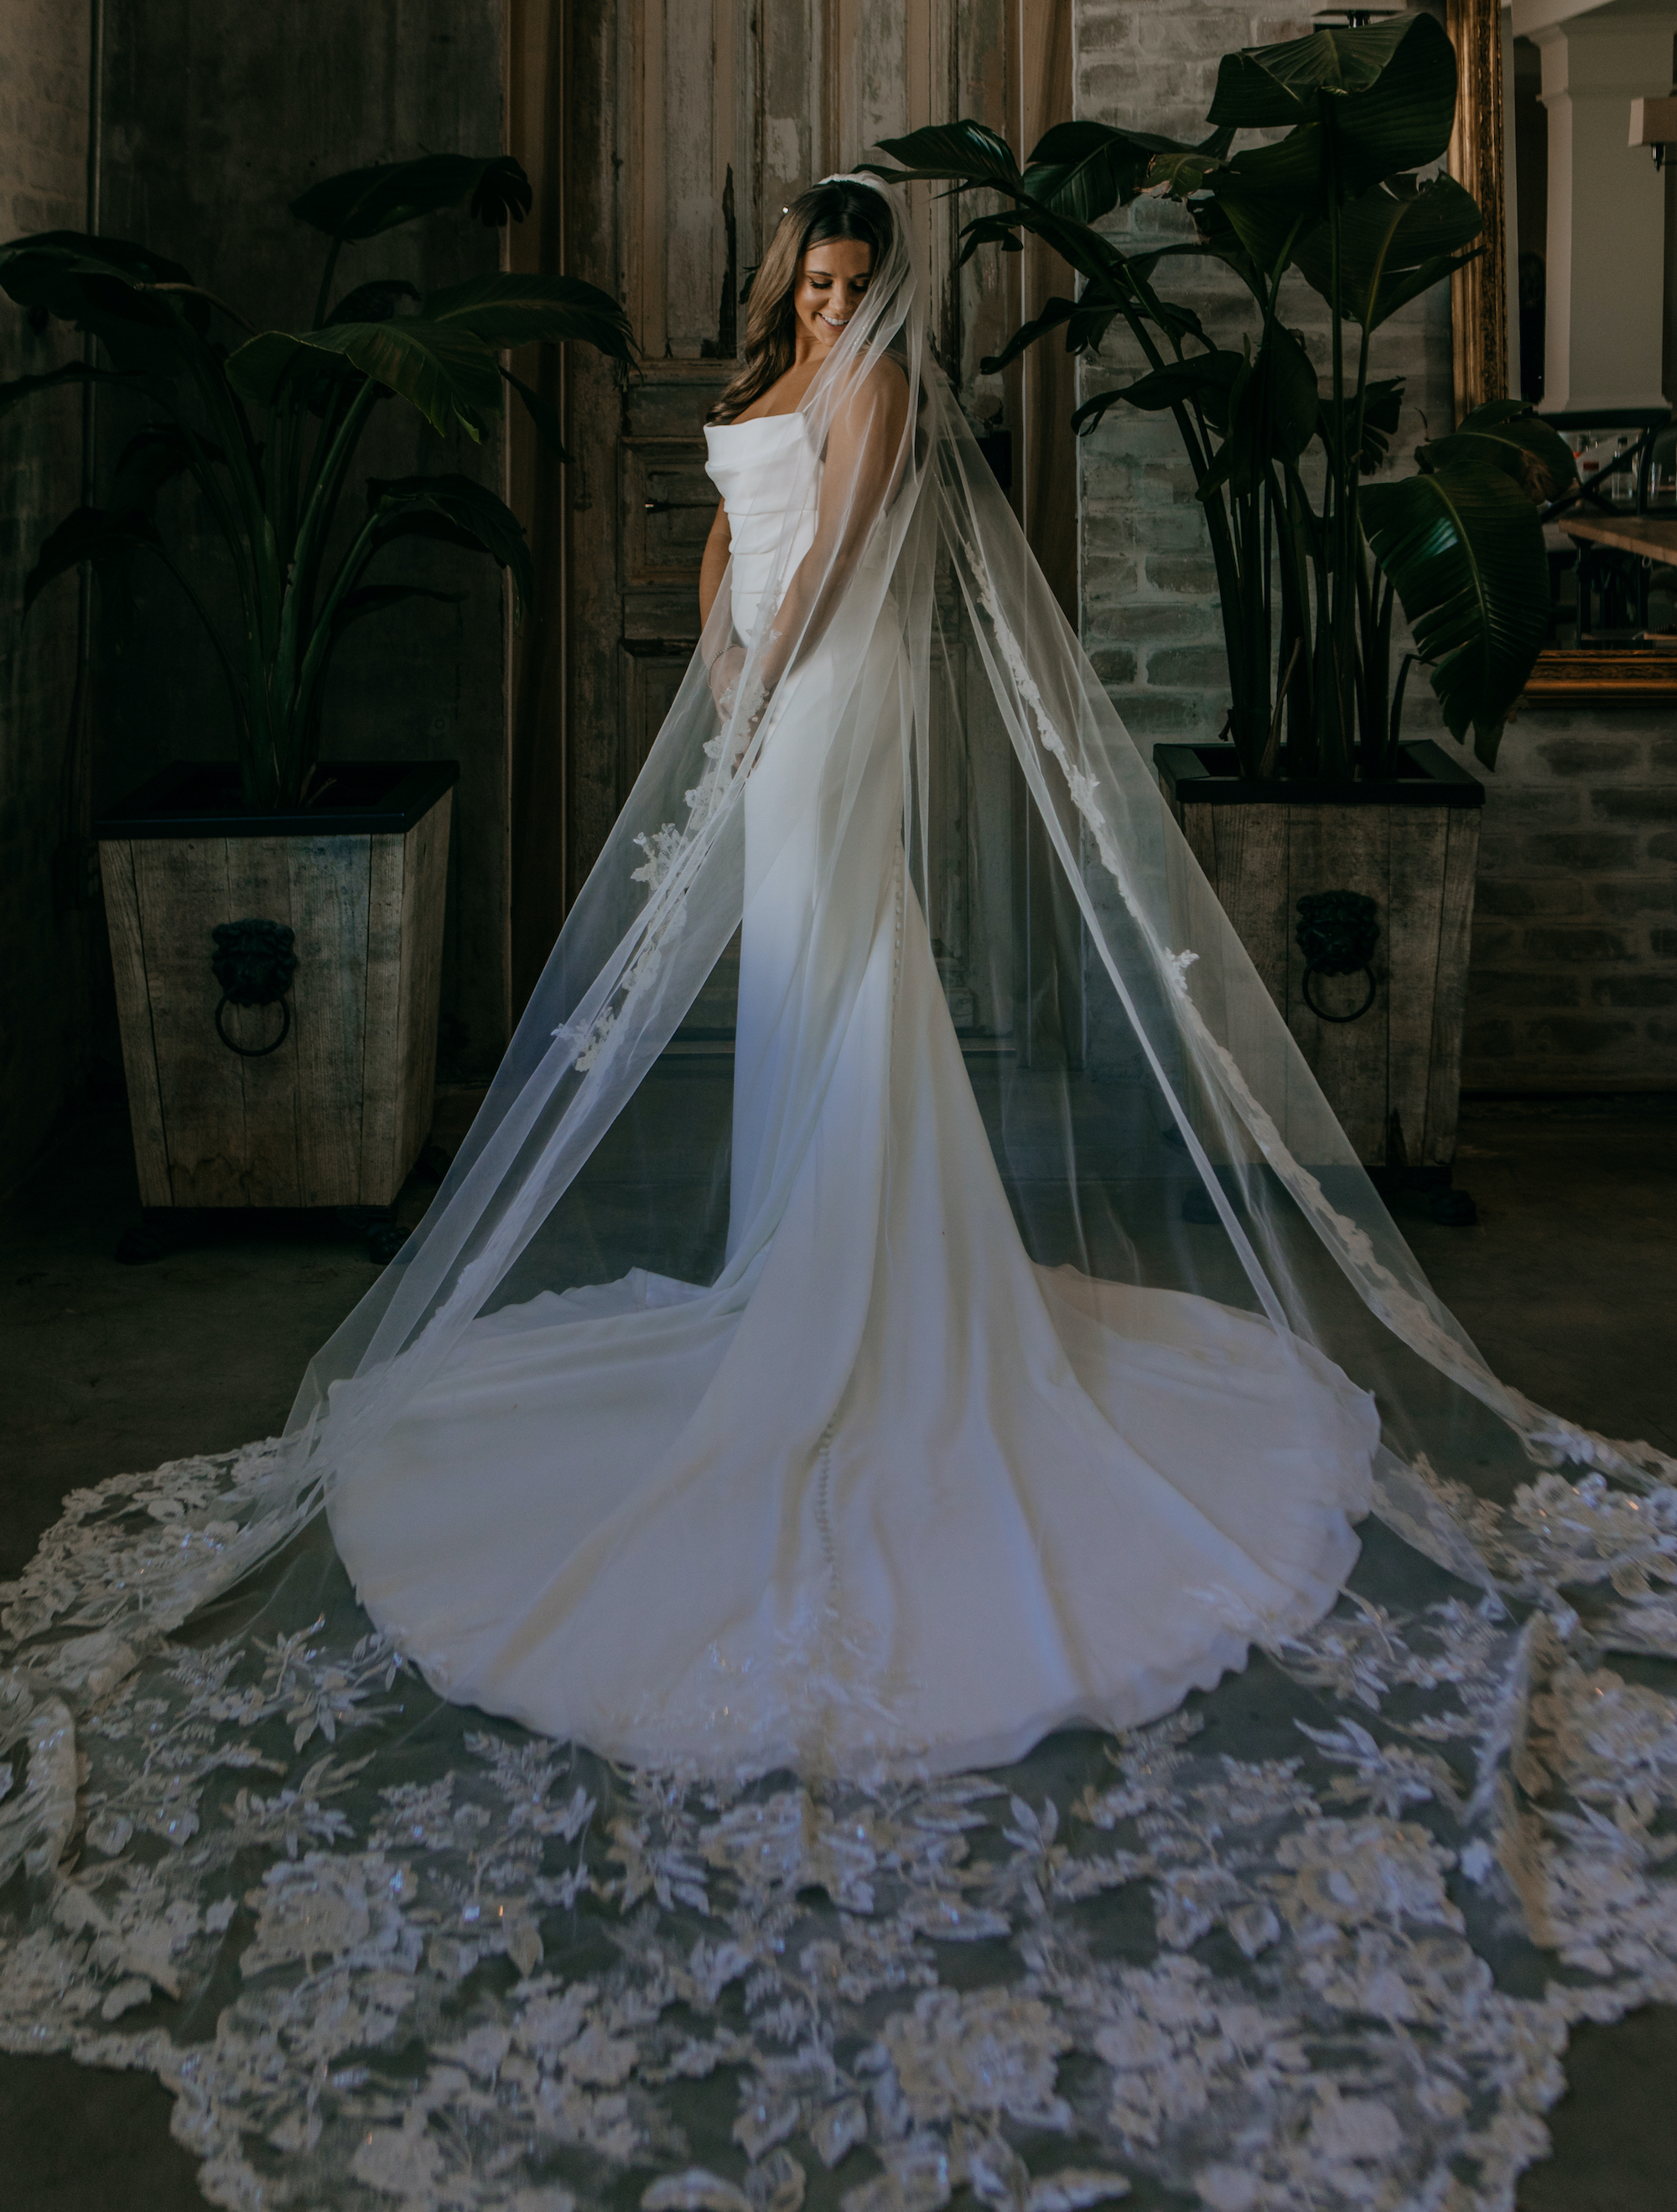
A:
[[818, 311, 851, 329]]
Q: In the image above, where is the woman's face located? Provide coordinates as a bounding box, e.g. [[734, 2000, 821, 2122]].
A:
[[792, 237, 874, 355]]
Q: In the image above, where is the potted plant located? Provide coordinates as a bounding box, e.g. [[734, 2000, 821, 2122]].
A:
[[2, 155, 631, 1240], [872, 14, 1577, 1209]]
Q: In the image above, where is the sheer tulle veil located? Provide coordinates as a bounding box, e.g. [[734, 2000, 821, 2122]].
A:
[[68, 171, 1676, 1658], [13, 167, 1677, 2212]]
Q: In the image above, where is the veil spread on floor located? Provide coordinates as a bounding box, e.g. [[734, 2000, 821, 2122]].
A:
[[5, 174, 1677, 2211]]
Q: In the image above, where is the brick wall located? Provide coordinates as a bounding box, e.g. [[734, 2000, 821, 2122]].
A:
[[1462, 711, 1677, 1089], [1073, 0, 1677, 1092], [0, 1, 95, 1181]]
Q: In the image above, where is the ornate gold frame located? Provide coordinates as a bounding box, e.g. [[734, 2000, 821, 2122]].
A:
[[1446, 0, 1508, 419]]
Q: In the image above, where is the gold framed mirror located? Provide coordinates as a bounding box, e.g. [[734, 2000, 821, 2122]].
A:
[[1449, 0, 1677, 699]]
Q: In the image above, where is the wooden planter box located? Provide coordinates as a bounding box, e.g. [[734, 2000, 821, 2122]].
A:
[[1155, 740, 1483, 1171], [95, 761, 456, 1211]]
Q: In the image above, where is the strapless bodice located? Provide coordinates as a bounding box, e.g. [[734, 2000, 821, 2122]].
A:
[[704, 413, 819, 640]]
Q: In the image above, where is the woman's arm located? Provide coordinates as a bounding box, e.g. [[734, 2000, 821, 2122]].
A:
[[699, 500, 731, 637], [699, 497, 747, 719], [751, 359, 909, 705]]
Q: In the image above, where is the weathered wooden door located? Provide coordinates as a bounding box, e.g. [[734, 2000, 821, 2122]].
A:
[[508, 0, 1073, 1032]]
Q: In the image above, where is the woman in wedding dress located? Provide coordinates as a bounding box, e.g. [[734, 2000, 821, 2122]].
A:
[[13, 169, 1677, 2212], [322, 177, 1379, 1778]]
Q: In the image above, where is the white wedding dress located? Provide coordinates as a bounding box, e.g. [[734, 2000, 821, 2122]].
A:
[[327, 410, 1378, 1778], [14, 179, 1677, 2212]]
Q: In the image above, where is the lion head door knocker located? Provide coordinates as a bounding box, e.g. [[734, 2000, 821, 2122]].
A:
[[210, 919, 299, 1057], [1295, 890, 1379, 1023]]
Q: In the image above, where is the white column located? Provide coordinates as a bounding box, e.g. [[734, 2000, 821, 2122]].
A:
[[1534, 8, 1674, 413]]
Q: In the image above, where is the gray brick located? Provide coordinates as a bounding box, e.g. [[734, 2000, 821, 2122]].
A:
[[1140, 460, 1201, 506], [1109, 690, 1218, 738], [1650, 831, 1677, 862], [1146, 643, 1230, 689], [1143, 554, 1220, 595], [1148, 506, 1217, 552], [1522, 832, 1641, 870], [1467, 971, 1582, 1009], [1476, 873, 1592, 916], [1521, 926, 1634, 963], [1082, 552, 1142, 610], [1467, 921, 1520, 961], [1089, 646, 1138, 687], [1654, 928, 1677, 958], [1650, 735, 1677, 771], [1483, 787, 1583, 827], [1102, 601, 1219, 644], [1535, 735, 1642, 776], [1594, 881, 1677, 916], [1472, 880, 1539, 917], [1591, 787, 1677, 822], [1461, 1017, 1518, 1058], [1591, 975, 1677, 1007], [1524, 1015, 1638, 1055]]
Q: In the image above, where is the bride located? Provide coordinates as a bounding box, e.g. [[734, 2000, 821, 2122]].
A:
[[318, 175, 1383, 1778], [12, 169, 1677, 2212]]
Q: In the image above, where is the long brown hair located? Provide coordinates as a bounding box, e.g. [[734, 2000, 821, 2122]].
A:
[[708, 181, 896, 425]]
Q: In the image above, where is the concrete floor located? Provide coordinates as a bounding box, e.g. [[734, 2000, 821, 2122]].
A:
[[1, 1092, 1674, 2208]]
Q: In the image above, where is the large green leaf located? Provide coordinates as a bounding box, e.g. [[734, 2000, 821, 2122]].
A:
[[1294, 174, 1482, 329], [106, 424, 226, 520], [331, 582, 467, 634], [0, 235, 209, 376], [1209, 17, 1416, 127], [866, 123, 1022, 194], [956, 211, 1029, 267], [1420, 397, 1579, 504], [1327, 15, 1459, 194], [0, 231, 195, 288], [501, 364, 568, 460], [1207, 14, 1458, 242], [423, 272, 633, 361], [23, 505, 159, 612], [979, 296, 1078, 377], [1199, 328, 1320, 498], [0, 360, 143, 420], [1361, 456, 1552, 766], [228, 319, 502, 436], [366, 473, 534, 621], [289, 155, 532, 242], [325, 279, 422, 326], [1071, 352, 1240, 438], [1020, 121, 1187, 223], [1319, 375, 1406, 475]]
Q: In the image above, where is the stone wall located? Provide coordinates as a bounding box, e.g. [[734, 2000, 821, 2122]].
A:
[[96, 0, 511, 1080], [0, 0, 96, 1184], [1072, 0, 1677, 1093]]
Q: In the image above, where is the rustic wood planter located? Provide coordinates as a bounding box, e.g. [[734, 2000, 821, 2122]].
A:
[[1154, 740, 1484, 1173], [95, 761, 456, 1211]]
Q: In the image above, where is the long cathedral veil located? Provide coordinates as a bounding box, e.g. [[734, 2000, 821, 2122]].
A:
[[8, 171, 1677, 2212], [20, 170, 1663, 1648], [269, 172, 1659, 1564]]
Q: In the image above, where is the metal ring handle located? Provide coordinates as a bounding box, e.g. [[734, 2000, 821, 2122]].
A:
[[214, 992, 292, 1057], [1301, 961, 1377, 1024]]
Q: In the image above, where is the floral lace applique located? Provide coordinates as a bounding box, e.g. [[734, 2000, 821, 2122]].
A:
[[3, 1438, 1677, 2209]]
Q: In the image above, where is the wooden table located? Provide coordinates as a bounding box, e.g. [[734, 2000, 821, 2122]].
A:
[[1558, 511, 1677, 561]]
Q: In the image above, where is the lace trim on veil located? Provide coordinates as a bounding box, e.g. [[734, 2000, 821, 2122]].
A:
[[4, 1437, 1677, 2210]]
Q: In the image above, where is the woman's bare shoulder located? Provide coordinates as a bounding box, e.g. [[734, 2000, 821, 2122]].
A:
[[838, 351, 909, 435]]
